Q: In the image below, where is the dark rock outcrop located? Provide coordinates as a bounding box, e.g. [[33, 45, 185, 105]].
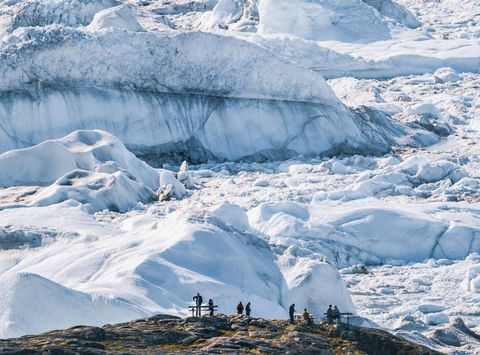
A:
[[0, 314, 442, 354]]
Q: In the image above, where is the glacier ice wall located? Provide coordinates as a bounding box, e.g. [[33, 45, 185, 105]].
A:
[[0, 87, 401, 164], [0, 26, 437, 163]]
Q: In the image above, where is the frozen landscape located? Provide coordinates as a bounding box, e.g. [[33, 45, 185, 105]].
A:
[[0, 0, 480, 353]]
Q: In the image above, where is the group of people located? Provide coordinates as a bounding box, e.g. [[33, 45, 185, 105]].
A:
[[288, 304, 313, 325], [192, 293, 216, 316], [192, 293, 252, 317], [288, 303, 342, 325], [194, 293, 342, 324], [326, 305, 341, 324], [236, 301, 252, 316]]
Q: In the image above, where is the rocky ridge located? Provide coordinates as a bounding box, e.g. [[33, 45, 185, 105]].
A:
[[0, 314, 442, 354]]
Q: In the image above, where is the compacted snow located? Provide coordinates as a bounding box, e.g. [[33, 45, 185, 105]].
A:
[[0, 0, 480, 354]]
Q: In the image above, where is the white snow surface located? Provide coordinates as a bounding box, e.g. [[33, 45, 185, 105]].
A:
[[86, 4, 144, 32], [258, 0, 391, 43], [0, 130, 159, 188], [0, 204, 354, 337]]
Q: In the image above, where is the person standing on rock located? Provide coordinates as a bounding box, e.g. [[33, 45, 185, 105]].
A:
[[208, 299, 215, 316], [245, 302, 251, 317], [237, 301, 244, 315], [333, 305, 341, 324], [193, 293, 203, 317], [326, 305, 334, 324], [289, 304, 295, 324]]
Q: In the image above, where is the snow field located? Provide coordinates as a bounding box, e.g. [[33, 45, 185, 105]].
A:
[[0, 206, 354, 337]]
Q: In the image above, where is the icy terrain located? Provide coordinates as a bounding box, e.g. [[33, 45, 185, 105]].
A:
[[0, 0, 480, 354]]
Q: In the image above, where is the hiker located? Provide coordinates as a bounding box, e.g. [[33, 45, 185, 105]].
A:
[[208, 299, 215, 316], [237, 301, 244, 315], [326, 305, 334, 324], [333, 305, 341, 324], [193, 293, 203, 317], [289, 304, 295, 324], [302, 308, 313, 325], [245, 302, 251, 317]]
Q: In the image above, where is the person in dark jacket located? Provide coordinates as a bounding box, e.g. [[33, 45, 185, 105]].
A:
[[326, 305, 334, 324], [208, 299, 215, 316], [289, 304, 295, 324], [245, 302, 251, 317], [193, 293, 203, 316], [237, 302, 244, 315], [333, 305, 341, 324]]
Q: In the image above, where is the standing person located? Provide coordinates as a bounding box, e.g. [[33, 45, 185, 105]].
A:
[[193, 293, 203, 317], [237, 301, 244, 315], [245, 302, 251, 317], [289, 304, 295, 324], [326, 305, 334, 324], [208, 299, 215, 316], [333, 305, 341, 324]]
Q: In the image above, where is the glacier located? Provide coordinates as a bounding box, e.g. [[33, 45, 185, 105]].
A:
[[0, 1, 449, 163], [0, 0, 480, 353]]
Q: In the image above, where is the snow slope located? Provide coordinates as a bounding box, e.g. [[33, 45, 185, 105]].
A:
[[0, 272, 146, 338], [0, 206, 354, 337]]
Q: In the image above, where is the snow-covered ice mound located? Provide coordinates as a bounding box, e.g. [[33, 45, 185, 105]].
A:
[[0, 130, 159, 188], [31, 169, 156, 213], [0, 0, 119, 33], [86, 5, 144, 32], [0, 208, 355, 337], [361, 0, 421, 29], [0, 272, 147, 338], [249, 198, 480, 267], [258, 0, 392, 43], [0, 130, 190, 211], [466, 253, 480, 293], [427, 318, 480, 353]]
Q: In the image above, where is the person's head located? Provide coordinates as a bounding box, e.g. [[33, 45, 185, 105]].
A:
[[197, 293, 200, 296], [209, 299, 212, 302], [304, 308, 307, 312], [239, 301, 242, 304], [292, 303, 295, 307], [334, 305, 338, 309], [329, 305, 332, 308], [247, 302, 250, 305]]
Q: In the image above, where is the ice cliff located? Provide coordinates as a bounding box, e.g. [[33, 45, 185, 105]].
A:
[[0, 1, 439, 164]]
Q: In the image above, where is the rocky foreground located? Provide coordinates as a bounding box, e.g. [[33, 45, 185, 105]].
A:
[[0, 314, 441, 354]]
